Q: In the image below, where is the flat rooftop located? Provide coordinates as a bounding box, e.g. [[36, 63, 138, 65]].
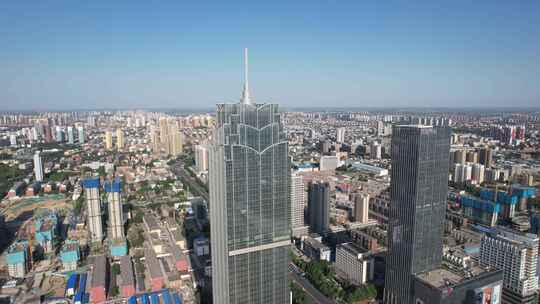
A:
[[415, 263, 499, 289]]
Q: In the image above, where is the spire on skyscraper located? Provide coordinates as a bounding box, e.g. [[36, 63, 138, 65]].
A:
[[241, 48, 252, 105]]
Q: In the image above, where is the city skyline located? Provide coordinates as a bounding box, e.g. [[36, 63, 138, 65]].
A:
[[2, 1, 540, 110]]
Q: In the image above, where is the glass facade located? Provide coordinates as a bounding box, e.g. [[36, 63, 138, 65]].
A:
[[384, 125, 451, 304], [210, 102, 290, 304]]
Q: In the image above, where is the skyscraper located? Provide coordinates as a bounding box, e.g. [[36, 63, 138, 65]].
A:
[[33, 151, 44, 182], [336, 127, 346, 143], [307, 181, 330, 235], [384, 125, 451, 304], [83, 177, 103, 243], [168, 123, 183, 156], [116, 128, 125, 150], [105, 178, 124, 240], [210, 49, 290, 304]]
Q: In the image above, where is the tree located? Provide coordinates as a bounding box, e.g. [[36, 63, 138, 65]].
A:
[[111, 263, 120, 276], [291, 282, 308, 304]]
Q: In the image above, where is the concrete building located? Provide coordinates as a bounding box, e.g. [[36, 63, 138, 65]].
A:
[[33, 151, 44, 182], [320, 155, 338, 171], [480, 227, 539, 304], [209, 49, 290, 304], [384, 125, 451, 304], [168, 124, 183, 156], [353, 192, 370, 224], [290, 173, 308, 237], [83, 177, 103, 243], [479, 147, 493, 168], [116, 128, 125, 150], [105, 178, 124, 239], [335, 243, 374, 286], [307, 181, 330, 235], [454, 163, 472, 184], [105, 130, 113, 150], [6, 241, 30, 278]]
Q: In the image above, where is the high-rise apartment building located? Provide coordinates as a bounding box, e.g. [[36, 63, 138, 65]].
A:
[[78, 126, 85, 144], [105, 131, 113, 150], [384, 125, 451, 304], [337, 127, 346, 143], [291, 173, 308, 236], [210, 49, 290, 304], [105, 178, 124, 240], [195, 144, 209, 172], [83, 177, 103, 243], [479, 147, 493, 168], [67, 126, 75, 145], [168, 123, 183, 156], [33, 151, 44, 182], [370, 142, 382, 159], [307, 181, 330, 235], [480, 227, 539, 304], [353, 192, 369, 224], [116, 128, 125, 150]]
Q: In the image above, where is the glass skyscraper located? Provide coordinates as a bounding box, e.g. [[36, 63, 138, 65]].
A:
[[384, 125, 451, 304], [209, 49, 290, 304]]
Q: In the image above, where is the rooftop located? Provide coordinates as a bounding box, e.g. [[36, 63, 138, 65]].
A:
[[90, 255, 107, 288], [415, 262, 500, 290]]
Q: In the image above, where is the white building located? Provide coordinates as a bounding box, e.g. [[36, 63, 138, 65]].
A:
[[335, 243, 374, 286], [337, 127, 346, 143], [67, 126, 75, 145], [472, 163, 485, 184], [480, 227, 539, 303], [195, 145, 210, 172], [320, 155, 338, 171], [454, 163, 472, 184], [78, 126, 85, 144], [33, 151, 44, 182], [10, 134, 17, 146]]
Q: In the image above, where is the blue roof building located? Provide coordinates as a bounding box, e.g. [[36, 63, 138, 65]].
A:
[[60, 240, 80, 271], [7, 240, 29, 278], [35, 212, 58, 253]]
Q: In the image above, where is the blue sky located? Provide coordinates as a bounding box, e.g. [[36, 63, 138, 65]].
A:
[[1, 1, 539, 110]]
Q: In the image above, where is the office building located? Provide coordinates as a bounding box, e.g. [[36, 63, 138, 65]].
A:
[[384, 125, 451, 304], [335, 243, 374, 286], [83, 177, 103, 243], [480, 227, 539, 304], [307, 181, 330, 235], [78, 126, 85, 144], [291, 173, 308, 236], [105, 178, 124, 240], [33, 151, 44, 182], [116, 128, 125, 150], [105, 130, 113, 150], [353, 192, 369, 224], [209, 49, 290, 304]]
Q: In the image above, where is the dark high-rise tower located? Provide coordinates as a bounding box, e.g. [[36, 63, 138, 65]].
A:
[[307, 181, 330, 235], [209, 49, 290, 304], [384, 125, 451, 304]]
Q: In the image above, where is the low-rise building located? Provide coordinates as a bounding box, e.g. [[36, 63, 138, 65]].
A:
[[120, 255, 136, 298], [6, 241, 30, 278], [302, 236, 331, 262], [59, 240, 80, 271]]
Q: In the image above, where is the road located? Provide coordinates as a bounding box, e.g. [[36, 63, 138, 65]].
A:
[[171, 162, 209, 202], [289, 263, 334, 304]]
